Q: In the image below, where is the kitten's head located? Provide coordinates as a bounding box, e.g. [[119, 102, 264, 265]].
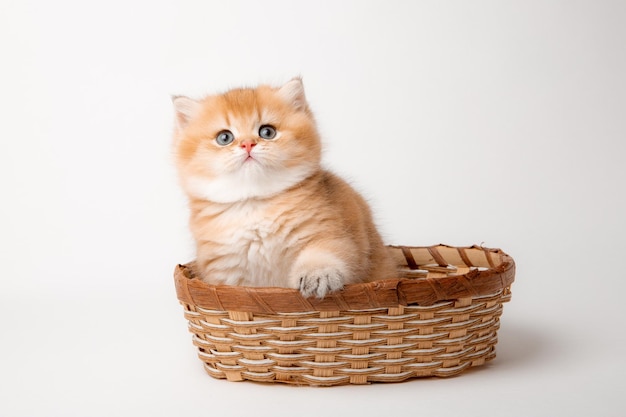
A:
[[172, 78, 322, 203]]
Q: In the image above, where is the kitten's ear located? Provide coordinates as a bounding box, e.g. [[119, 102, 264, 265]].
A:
[[172, 95, 200, 130], [278, 78, 308, 110]]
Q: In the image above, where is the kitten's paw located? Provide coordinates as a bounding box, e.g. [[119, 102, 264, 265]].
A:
[[298, 268, 345, 298]]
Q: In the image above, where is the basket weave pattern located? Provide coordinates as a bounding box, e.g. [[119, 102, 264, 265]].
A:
[[175, 245, 515, 386]]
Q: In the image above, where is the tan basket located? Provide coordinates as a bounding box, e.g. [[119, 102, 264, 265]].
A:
[[174, 244, 515, 386]]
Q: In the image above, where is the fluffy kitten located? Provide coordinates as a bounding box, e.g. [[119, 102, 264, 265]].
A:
[[173, 78, 395, 298]]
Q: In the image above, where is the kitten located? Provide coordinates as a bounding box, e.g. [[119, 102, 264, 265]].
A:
[[172, 78, 396, 298]]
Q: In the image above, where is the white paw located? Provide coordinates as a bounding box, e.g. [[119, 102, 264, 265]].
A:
[[297, 268, 345, 298]]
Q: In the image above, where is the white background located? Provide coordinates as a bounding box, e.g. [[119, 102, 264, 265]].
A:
[[1, 1, 625, 416]]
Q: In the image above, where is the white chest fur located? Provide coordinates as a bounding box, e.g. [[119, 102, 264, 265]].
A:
[[196, 200, 297, 287]]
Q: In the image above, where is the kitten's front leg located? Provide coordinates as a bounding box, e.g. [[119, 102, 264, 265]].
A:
[[289, 246, 352, 298]]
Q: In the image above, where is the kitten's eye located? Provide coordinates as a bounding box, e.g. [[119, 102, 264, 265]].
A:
[[216, 130, 235, 146], [258, 125, 277, 140]]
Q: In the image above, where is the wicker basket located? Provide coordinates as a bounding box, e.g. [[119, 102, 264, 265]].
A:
[[174, 244, 515, 386]]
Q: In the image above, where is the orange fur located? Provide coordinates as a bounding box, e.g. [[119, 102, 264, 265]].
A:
[[173, 78, 395, 297]]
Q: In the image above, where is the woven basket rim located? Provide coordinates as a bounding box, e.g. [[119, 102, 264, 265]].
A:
[[174, 244, 515, 314]]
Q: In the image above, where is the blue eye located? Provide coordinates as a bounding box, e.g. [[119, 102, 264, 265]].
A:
[[259, 125, 277, 140], [216, 130, 234, 146]]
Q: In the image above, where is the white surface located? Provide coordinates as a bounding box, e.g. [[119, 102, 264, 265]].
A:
[[1, 1, 625, 416]]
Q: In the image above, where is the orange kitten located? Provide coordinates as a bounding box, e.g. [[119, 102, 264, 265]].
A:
[[172, 78, 396, 297]]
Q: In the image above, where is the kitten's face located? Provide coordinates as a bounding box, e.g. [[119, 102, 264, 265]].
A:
[[173, 79, 322, 203]]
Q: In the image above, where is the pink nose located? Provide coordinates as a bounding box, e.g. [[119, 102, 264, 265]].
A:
[[241, 141, 256, 153]]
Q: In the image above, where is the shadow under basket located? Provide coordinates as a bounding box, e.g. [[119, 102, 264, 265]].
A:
[[174, 244, 515, 386]]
